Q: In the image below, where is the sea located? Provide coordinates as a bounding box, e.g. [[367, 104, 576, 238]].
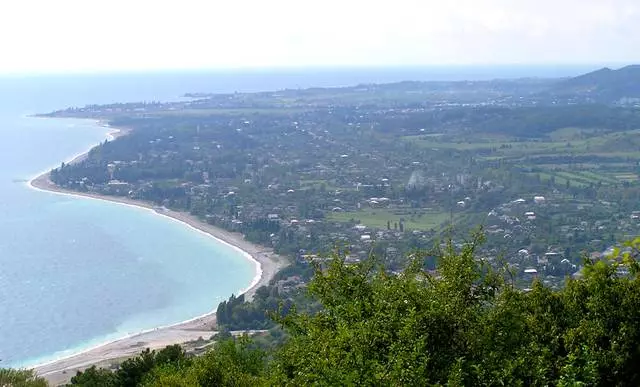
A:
[[0, 65, 603, 367]]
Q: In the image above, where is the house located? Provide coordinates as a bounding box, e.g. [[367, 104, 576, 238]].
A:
[[107, 180, 129, 187], [545, 252, 562, 264]]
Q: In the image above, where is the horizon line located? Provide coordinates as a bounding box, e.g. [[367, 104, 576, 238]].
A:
[[0, 62, 633, 78]]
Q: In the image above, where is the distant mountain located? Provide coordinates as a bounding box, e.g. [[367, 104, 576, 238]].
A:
[[548, 65, 640, 104]]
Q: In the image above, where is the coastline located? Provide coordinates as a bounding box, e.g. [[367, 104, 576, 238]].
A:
[[27, 124, 287, 384]]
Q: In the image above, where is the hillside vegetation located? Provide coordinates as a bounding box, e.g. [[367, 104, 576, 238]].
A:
[[7, 235, 640, 386], [547, 65, 640, 103]]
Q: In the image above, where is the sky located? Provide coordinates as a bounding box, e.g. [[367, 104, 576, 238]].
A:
[[0, 0, 638, 74]]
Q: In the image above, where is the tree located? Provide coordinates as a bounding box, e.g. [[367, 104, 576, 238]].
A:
[[269, 234, 500, 385], [267, 234, 640, 385], [69, 345, 188, 387], [69, 365, 118, 386], [9, 235, 640, 386], [115, 349, 157, 386], [143, 336, 265, 387]]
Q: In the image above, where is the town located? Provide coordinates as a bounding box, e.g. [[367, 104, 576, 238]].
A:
[[45, 66, 640, 295]]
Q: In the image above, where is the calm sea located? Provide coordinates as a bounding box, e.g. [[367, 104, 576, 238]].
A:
[[0, 65, 598, 367]]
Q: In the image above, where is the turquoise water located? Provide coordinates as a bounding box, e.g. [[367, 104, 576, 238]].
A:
[[0, 87, 260, 368], [0, 66, 597, 367], [0, 116, 256, 367]]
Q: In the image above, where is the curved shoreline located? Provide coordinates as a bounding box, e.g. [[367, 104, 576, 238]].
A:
[[26, 124, 286, 383]]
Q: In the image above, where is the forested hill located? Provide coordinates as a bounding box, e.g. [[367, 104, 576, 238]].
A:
[[377, 104, 640, 137], [546, 64, 640, 104], [41, 65, 640, 294]]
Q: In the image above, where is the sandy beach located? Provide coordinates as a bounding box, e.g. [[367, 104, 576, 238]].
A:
[[28, 126, 287, 385]]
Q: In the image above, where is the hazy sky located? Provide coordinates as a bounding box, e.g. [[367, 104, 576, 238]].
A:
[[0, 0, 638, 74]]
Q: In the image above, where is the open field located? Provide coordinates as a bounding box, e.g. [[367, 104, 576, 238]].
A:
[[404, 128, 640, 157], [299, 179, 348, 192], [151, 107, 309, 116], [327, 208, 453, 231], [404, 128, 640, 186]]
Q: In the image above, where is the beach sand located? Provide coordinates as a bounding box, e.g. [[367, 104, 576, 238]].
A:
[[28, 127, 288, 385]]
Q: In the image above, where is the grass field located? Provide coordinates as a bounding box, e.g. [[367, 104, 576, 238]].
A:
[[554, 171, 601, 185], [404, 128, 640, 158], [405, 128, 640, 188], [327, 208, 453, 231], [527, 172, 582, 188], [575, 171, 620, 184], [615, 173, 639, 182], [299, 179, 353, 192], [152, 107, 308, 117]]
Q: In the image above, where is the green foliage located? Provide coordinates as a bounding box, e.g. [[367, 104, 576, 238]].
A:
[[143, 336, 265, 387], [68, 345, 188, 387], [216, 290, 285, 331], [269, 234, 499, 385], [0, 369, 47, 387], [267, 234, 640, 385], [10, 234, 640, 386], [69, 366, 117, 386]]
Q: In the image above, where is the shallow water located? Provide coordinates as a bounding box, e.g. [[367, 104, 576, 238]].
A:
[[0, 79, 256, 367], [0, 115, 256, 367]]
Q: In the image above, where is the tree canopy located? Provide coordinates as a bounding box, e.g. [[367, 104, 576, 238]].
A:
[[268, 234, 640, 385], [6, 236, 640, 386]]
